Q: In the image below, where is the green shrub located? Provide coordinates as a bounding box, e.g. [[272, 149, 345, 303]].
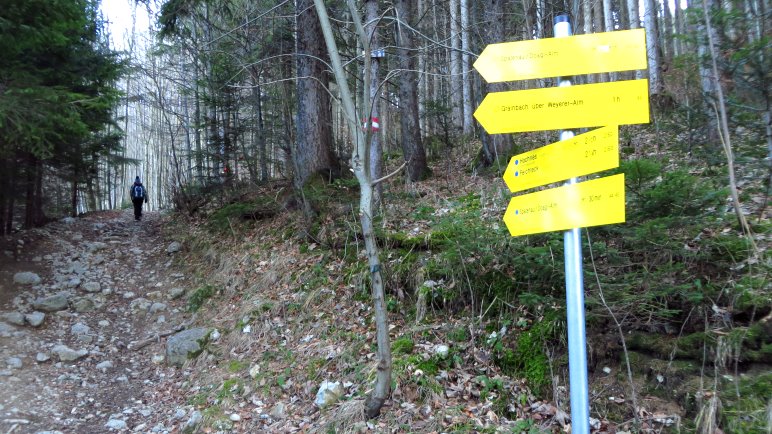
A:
[[188, 284, 215, 312]]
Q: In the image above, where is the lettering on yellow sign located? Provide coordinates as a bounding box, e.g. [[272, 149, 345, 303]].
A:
[[474, 28, 648, 82], [503, 174, 626, 237], [475, 80, 649, 134], [503, 126, 619, 192]]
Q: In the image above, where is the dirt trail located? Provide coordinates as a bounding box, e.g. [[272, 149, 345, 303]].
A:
[[0, 211, 190, 433]]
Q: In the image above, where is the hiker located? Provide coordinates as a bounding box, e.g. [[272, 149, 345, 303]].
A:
[[130, 176, 148, 221]]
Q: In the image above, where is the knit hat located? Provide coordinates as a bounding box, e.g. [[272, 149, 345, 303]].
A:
[[135, 176, 141, 183]]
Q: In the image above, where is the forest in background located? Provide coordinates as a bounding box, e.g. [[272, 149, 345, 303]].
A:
[[0, 0, 770, 432]]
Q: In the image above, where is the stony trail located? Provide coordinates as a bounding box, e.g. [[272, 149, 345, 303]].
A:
[[0, 211, 194, 434]]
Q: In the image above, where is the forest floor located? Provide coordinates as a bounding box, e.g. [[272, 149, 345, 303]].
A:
[[0, 139, 768, 434]]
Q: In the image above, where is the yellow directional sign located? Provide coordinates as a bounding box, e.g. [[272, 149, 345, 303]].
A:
[[503, 126, 619, 193], [503, 174, 625, 237], [474, 79, 649, 134], [474, 29, 647, 83]]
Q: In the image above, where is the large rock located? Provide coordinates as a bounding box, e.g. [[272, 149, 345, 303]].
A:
[[52, 344, 88, 362], [13, 272, 41, 285], [0, 312, 25, 326], [33, 293, 70, 312], [166, 328, 210, 367]]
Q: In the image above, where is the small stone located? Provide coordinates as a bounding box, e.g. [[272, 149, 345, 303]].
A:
[[146, 291, 163, 300], [82, 282, 101, 293], [1, 312, 25, 326], [98, 320, 110, 327], [65, 277, 82, 288], [314, 380, 344, 408], [167, 241, 182, 254], [434, 344, 450, 358], [25, 311, 46, 327], [603, 366, 612, 374], [151, 355, 165, 364], [130, 298, 152, 315], [249, 364, 261, 379], [72, 297, 96, 313], [270, 402, 286, 419], [168, 287, 186, 300], [71, 322, 91, 336], [6, 357, 22, 369], [149, 302, 167, 314], [96, 361, 114, 372], [183, 411, 202, 433], [166, 328, 210, 367], [36, 352, 50, 363], [229, 413, 241, 422], [105, 419, 127, 430], [13, 272, 41, 285]]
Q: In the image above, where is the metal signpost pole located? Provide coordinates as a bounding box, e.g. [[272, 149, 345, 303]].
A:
[[554, 14, 590, 434]]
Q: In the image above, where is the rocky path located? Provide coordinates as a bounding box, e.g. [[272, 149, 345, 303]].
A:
[[0, 211, 193, 434]]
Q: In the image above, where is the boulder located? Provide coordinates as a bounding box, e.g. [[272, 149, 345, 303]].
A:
[[52, 344, 88, 362], [33, 293, 69, 312], [0, 312, 25, 326], [166, 328, 210, 367], [13, 272, 41, 285]]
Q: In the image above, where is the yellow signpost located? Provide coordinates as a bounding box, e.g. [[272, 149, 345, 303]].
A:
[[474, 79, 649, 134], [502, 174, 625, 237], [503, 126, 619, 193], [474, 28, 647, 82]]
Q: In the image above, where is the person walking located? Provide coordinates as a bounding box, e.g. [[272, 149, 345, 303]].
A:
[[130, 176, 148, 221]]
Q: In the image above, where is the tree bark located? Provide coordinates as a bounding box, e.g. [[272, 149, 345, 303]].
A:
[[460, 0, 472, 135], [477, 0, 511, 168], [395, 0, 430, 181], [294, 0, 339, 188], [365, 0, 383, 205], [644, 0, 663, 95], [449, 0, 462, 132]]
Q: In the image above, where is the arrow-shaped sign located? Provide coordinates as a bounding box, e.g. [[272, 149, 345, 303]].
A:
[[503, 126, 619, 193], [474, 79, 649, 134], [474, 28, 647, 83], [503, 174, 626, 237]]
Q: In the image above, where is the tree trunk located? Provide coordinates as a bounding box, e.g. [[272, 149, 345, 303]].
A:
[[294, 0, 339, 189], [644, 0, 663, 95], [478, 0, 511, 168], [461, 0, 472, 135], [449, 0, 462, 132], [395, 0, 430, 181], [314, 0, 392, 418], [365, 0, 383, 205]]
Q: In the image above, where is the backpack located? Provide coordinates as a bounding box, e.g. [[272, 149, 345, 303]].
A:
[[132, 185, 144, 199]]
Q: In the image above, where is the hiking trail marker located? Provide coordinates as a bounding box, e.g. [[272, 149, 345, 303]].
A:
[[502, 125, 619, 193], [474, 15, 649, 434], [474, 79, 649, 134]]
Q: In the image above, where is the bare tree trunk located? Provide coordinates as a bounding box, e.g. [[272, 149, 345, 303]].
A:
[[313, 0, 392, 419], [365, 0, 383, 206], [461, 0, 472, 135], [449, 0, 462, 132], [477, 0, 511, 168], [644, 0, 663, 95], [294, 0, 339, 190], [603, 0, 615, 81], [395, 0, 430, 181]]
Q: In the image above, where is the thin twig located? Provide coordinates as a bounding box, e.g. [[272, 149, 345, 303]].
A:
[[371, 161, 408, 186]]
